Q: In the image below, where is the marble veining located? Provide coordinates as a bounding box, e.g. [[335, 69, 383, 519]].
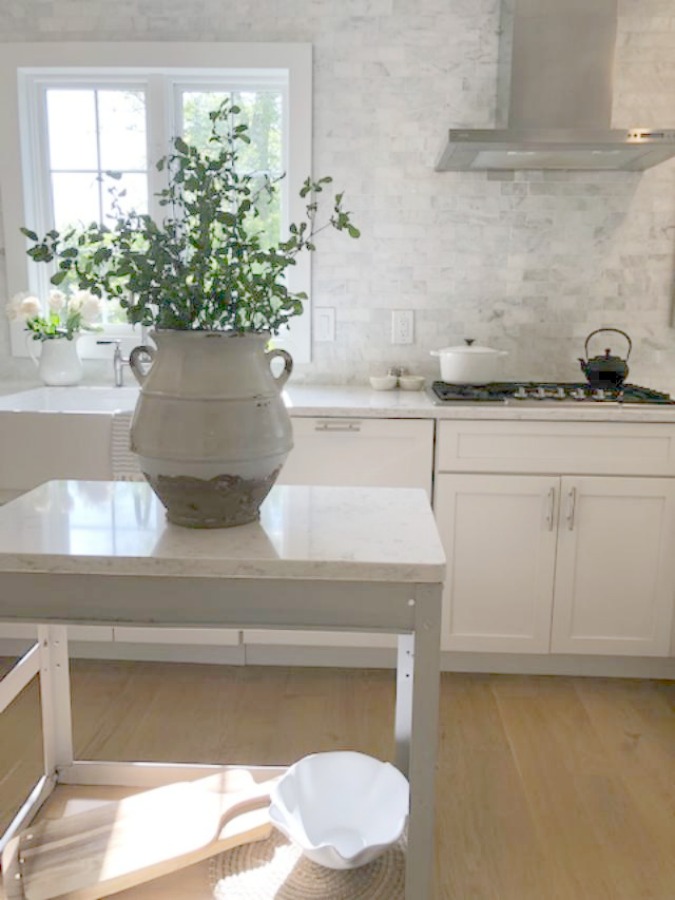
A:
[[0, 481, 446, 583]]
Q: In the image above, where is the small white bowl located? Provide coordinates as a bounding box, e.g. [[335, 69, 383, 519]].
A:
[[369, 374, 398, 391], [269, 750, 409, 870], [398, 375, 425, 391]]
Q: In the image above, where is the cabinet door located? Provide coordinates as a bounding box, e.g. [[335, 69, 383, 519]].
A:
[[434, 474, 558, 653], [246, 418, 435, 650], [552, 477, 675, 656]]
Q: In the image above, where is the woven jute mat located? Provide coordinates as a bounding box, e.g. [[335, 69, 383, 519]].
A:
[[209, 829, 405, 899]]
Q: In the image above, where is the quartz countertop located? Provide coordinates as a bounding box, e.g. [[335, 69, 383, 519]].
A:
[[3, 382, 675, 423], [0, 480, 446, 584], [284, 385, 675, 423]]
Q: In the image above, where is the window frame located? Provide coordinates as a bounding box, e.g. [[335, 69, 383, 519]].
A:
[[0, 42, 313, 364]]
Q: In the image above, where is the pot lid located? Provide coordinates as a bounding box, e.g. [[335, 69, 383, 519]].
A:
[[435, 339, 506, 355]]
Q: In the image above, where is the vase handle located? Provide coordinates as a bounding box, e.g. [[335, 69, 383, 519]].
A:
[[266, 348, 293, 391], [129, 345, 156, 385], [25, 334, 40, 369]]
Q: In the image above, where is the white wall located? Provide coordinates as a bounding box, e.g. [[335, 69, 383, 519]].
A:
[[1, 0, 674, 391]]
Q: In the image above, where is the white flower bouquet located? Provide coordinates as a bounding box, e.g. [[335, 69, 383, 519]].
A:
[[6, 289, 103, 341]]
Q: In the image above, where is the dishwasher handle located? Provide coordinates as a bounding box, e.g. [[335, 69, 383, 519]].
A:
[[313, 420, 362, 432]]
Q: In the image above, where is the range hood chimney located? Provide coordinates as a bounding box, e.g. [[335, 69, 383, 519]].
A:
[[436, 0, 675, 172]]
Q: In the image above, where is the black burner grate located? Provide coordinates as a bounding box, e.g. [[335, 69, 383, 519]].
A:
[[431, 381, 675, 404]]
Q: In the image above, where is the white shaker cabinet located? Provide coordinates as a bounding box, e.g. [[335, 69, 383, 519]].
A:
[[551, 476, 675, 656], [434, 474, 557, 653], [435, 421, 675, 657], [244, 417, 434, 650]]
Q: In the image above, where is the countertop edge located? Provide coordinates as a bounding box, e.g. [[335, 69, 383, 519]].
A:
[[3, 384, 675, 423]]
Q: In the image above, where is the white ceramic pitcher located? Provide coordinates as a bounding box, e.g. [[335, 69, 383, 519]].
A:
[[27, 336, 83, 386]]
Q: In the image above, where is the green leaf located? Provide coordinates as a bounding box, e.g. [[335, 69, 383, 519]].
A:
[[19, 103, 359, 335]]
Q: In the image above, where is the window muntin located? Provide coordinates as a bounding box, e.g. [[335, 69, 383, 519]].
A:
[[46, 88, 149, 232]]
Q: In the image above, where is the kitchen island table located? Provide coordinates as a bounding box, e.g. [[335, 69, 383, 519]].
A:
[[0, 480, 445, 899]]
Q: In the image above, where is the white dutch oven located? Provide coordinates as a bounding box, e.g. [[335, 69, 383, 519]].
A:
[[430, 338, 508, 384]]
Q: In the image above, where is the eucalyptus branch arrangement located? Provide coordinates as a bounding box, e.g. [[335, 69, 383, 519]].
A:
[[21, 98, 359, 334]]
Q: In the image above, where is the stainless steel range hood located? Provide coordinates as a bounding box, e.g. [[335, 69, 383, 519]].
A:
[[436, 0, 675, 172]]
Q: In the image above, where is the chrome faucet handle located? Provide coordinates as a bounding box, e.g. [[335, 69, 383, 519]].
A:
[[97, 339, 129, 387], [97, 339, 121, 356]]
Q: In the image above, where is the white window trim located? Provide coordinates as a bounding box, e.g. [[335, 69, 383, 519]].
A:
[[0, 42, 313, 364]]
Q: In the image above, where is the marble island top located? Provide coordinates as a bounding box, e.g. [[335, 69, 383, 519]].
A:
[[0, 480, 446, 583]]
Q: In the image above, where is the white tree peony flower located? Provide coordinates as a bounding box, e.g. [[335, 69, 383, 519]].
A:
[[74, 290, 103, 324], [19, 295, 42, 319], [5, 292, 40, 321], [5, 295, 22, 321], [48, 289, 66, 311]]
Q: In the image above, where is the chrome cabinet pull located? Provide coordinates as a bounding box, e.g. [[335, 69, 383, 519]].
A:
[[566, 487, 577, 530], [313, 420, 361, 432], [545, 486, 555, 531]]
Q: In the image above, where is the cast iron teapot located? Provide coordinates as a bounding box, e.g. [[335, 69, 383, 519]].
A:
[[578, 328, 632, 388]]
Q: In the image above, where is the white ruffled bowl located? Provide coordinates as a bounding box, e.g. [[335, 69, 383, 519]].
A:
[[269, 750, 409, 870]]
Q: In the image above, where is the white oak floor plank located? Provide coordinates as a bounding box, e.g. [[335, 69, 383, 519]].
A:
[[0, 661, 673, 899]]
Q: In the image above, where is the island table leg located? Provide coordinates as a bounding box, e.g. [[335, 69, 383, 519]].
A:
[[38, 624, 74, 777], [395, 584, 442, 900]]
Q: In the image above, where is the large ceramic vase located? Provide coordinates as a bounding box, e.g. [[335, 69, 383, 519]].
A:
[[128, 330, 293, 528]]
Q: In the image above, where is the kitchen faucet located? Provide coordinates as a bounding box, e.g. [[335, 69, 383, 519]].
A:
[[97, 340, 130, 387]]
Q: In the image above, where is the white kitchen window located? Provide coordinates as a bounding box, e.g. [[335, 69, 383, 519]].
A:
[[0, 43, 312, 363]]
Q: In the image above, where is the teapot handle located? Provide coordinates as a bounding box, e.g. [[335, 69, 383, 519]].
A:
[[584, 328, 632, 360], [129, 345, 156, 385], [266, 348, 293, 391]]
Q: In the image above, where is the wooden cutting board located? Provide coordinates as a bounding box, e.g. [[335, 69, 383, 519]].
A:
[[2, 770, 279, 900]]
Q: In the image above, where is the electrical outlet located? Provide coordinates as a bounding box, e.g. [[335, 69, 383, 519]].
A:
[[391, 310, 414, 345], [314, 307, 336, 342]]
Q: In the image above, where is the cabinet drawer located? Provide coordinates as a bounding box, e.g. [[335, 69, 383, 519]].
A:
[[436, 421, 675, 476], [280, 417, 434, 498], [113, 627, 240, 646], [0, 624, 113, 642]]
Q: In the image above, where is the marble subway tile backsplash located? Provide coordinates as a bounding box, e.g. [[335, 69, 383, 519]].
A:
[[1, 0, 675, 392]]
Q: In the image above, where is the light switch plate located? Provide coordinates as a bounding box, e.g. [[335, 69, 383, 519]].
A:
[[391, 310, 414, 344]]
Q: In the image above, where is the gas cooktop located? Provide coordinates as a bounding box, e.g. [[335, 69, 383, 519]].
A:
[[431, 381, 675, 405]]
